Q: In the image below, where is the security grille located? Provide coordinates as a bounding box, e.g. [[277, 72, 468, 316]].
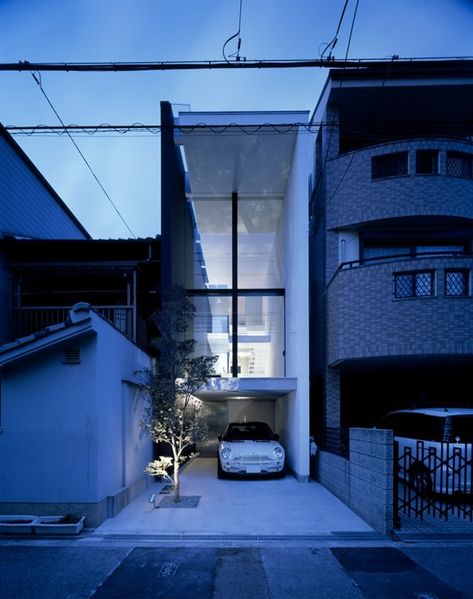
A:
[[394, 274, 413, 298], [372, 151, 408, 180], [395, 440, 473, 523], [446, 151, 473, 178], [394, 271, 433, 298], [445, 270, 468, 296]]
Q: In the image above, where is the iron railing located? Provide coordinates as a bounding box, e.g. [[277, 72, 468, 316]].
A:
[[395, 439, 473, 522], [12, 306, 134, 340]]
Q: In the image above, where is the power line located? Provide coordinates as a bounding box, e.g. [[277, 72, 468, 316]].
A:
[[1, 57, 473, 72], [222, 0, 245, 63], [320, 0, 351, 59], [6, 119, 473, 137], [30, 73, 136, 239]]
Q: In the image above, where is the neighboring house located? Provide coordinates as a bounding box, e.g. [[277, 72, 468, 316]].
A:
[[0, 237, 160, 350], [0, 304, 152, 527], [309, 62, 473, 432], [0, 126, 156, 525], [160, 102, 312, 480], [0, 124, 89, 342]]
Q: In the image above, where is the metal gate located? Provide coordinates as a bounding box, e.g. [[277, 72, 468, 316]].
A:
[[394, 440, 473, 524]]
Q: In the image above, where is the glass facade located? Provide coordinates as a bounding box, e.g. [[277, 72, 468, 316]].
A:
[[192, 295, 233, 377], [191, 197, 232, 289], [237, 197, 284, 289], [236, 295, 284, 377], [188, 193, 286, 377]]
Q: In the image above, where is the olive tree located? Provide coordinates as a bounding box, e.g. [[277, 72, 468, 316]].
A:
[[141, 286, 216, 502]]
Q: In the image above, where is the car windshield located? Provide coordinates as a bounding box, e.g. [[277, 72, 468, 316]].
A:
[[226, 423, 274, 441]]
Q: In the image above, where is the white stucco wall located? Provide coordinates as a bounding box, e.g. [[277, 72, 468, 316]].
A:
[[0, 309, 152, 506], [0, 337, 98, 502], [93, 316, 152, 500], [281, 125, 311, 479]]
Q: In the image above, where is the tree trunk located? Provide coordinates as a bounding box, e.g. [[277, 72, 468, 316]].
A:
[[172, 460, 180, 502]]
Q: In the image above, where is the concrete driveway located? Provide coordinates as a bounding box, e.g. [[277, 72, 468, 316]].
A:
[[96, 458, 372, 536]]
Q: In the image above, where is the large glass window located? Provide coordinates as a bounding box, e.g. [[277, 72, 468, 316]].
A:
[[192, 295, 233, 377], [188, 192, 285, 377], [191, 198, 232, 289], [238, 197, 284, 288], [237, 295, 284, 377]]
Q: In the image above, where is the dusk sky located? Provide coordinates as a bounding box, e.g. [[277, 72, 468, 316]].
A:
[[1, 0, 473, 239]]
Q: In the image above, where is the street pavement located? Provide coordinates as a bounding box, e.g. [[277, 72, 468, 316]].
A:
[[2, 458, 473, 597], [2, 542, 473, 598]]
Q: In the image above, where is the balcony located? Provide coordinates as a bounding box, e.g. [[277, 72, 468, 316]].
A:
[[326, 139, 473, 230], [326, 254, 473, 366], [13, 306, 135, 341]]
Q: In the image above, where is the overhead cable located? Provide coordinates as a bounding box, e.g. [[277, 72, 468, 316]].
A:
[[30, 72, 136, 239], [1, 57, 472, 72]]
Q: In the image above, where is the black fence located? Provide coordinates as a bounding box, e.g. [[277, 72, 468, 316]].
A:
[[395, 440, 473, 523], [314, 428, 349, 458]]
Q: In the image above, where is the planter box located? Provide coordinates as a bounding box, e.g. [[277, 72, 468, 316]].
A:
[[33, 515, 85, 536], [0, 515, 38, 534]]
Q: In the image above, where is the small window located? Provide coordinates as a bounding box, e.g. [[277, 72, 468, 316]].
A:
[[446, 151, 473, 178], [372, 152, 408, 180], [416, 150, 439, 175], [445, 270, 468, 297], [394, 271, 434, 298]]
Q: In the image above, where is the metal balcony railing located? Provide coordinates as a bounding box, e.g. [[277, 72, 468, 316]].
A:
[[12, 306, 134, 340]]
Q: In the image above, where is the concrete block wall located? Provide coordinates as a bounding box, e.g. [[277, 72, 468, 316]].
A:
[[315, 428, 394, 535]]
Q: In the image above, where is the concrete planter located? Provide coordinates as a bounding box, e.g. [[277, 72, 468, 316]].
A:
[[0, 515, 38, 534], [33, 515, 85, 535]]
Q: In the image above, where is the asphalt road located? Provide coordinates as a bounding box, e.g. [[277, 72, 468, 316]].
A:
[[1, 543, 472, 598]]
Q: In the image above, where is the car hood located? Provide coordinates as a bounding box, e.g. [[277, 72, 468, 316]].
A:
[[220, 440, 284, 457]]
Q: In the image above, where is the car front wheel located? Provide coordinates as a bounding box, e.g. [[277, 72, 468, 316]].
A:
[[217, 457, 228, 480]]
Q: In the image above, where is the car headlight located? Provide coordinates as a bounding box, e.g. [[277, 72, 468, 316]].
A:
[[273, 446, 284, 460], [221, 447, 232, 460]]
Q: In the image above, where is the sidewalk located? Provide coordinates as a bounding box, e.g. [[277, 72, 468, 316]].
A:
[[95, 458, 374, 536]]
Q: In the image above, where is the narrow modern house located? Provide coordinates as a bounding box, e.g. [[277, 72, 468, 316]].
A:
[[309, 61, 473, 433], [161, 102, 312, 480]]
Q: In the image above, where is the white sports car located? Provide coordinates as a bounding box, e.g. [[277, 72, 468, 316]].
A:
[[217, 421, 285, 478]]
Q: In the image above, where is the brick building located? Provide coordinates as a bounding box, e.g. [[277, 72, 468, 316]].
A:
[[309, 62, 473, 432]]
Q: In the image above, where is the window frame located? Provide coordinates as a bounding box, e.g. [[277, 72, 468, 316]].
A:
[[372, 151, 409, 180], [415, 149, 439, 175], [444, 269, 469, 297], [446, 151, 473, 179], [393, 270, 435, 299]]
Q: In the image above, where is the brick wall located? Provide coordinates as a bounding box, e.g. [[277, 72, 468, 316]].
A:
[[327, 256, 473, 364]]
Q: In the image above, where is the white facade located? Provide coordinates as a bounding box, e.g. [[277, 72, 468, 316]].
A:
[[164, 106, 311, 479], [0, 304, 152, 526]]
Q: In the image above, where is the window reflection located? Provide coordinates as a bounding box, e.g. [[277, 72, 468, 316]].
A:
[[191, 198, 232, 289], [237, 295, 284, 377], [192, 295, 232, 377], [238, 197, 284, 288]]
